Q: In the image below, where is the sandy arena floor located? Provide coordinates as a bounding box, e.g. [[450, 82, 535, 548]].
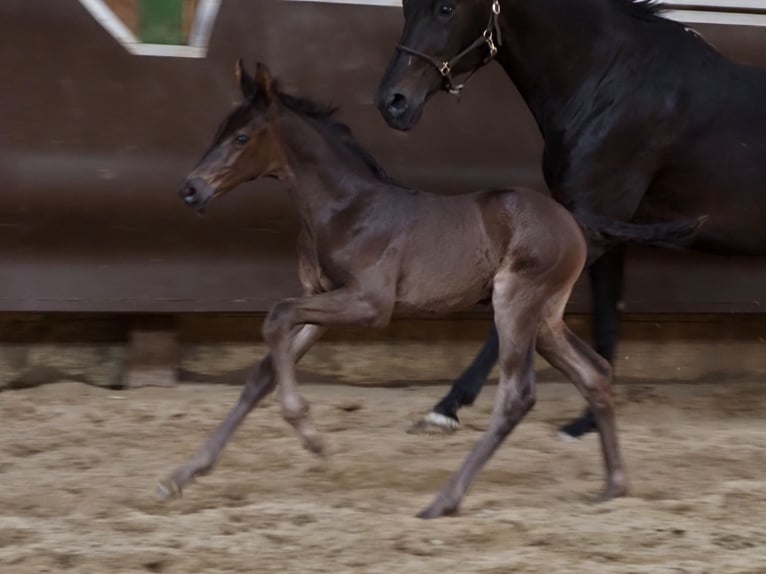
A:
[[1, 380, 765, 573]]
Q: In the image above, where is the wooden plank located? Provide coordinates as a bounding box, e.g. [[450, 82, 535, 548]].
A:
[[123, 323, 179, 388]]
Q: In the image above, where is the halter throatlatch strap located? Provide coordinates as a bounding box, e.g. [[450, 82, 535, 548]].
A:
[[396, 0, 502, 96]]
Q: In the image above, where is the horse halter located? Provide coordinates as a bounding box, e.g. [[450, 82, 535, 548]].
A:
[[396, 0, 503, 97]]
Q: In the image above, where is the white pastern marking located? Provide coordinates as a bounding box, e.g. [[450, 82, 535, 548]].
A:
[[423, 411, 460, 430]]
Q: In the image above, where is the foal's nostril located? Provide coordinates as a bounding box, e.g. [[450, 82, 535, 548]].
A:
[[385, 93, 409, 118], [179, 183, 198, 205]]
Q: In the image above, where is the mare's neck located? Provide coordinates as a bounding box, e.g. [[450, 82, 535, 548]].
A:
[[496, 0, 633, 134]]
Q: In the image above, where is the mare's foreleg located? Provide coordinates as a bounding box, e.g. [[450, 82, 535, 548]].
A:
[[157, 324, 324, 499], [410, 326, 499, 434]]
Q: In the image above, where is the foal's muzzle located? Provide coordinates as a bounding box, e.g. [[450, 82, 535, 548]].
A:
[[178, 176, 216, 211]]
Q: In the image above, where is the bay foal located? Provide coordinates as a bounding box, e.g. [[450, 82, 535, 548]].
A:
[[163, 61, 632, 518]]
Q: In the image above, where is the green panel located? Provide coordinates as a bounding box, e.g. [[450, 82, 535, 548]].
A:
[[139, 0, 185, 45]]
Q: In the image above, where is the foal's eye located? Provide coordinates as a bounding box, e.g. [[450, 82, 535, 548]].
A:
[[437, 2, 455, 17], [235, 133, 250, 145]]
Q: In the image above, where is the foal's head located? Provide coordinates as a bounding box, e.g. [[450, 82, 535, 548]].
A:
[[180, 61, 286, 211], [376, 0, 502, 131]]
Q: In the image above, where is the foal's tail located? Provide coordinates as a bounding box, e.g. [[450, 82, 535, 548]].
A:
[[577, 212, 708, 249]]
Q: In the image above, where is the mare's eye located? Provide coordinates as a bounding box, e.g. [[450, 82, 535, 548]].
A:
[[235, 133, 250, 145], [438, 3, 454, 17]]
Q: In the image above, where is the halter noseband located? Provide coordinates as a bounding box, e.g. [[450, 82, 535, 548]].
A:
[[396, 0, 502, 97]]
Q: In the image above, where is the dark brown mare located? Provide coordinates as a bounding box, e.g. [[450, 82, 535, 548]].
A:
[[376, 0, 766, 437], [160, 60, 635, 518]]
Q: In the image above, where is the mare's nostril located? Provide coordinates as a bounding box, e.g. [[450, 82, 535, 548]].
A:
[[385, 93, 409, 118]]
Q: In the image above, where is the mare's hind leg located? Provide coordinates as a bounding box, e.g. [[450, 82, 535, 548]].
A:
[[537, 316, 628, 500], [410, 326, 499, 434], [418, 273, 539, 519], [157, 324, 324, 499]]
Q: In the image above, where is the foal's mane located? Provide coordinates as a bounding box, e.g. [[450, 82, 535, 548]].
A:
[[274, 83, 399, 186]]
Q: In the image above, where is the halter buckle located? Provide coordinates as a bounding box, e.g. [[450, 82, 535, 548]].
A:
[[484, 30, 497, 57], [439, 62, 452, 77]]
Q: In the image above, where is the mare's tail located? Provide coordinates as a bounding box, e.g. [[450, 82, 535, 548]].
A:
[[577, 212, 707, 249]]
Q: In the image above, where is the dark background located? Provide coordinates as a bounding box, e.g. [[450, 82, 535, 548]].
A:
[[1, 0, 765, 313]]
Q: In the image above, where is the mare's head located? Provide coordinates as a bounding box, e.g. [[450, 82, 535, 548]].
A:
[[376, 0, 502, 131], [179, 61, 285, 211]]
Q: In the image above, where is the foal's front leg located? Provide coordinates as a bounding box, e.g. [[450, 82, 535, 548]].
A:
[[262, 288, 388, 455], [157, 324, 324, 499]]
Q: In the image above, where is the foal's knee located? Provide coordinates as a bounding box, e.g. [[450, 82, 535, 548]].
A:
[[240, 357, 277, 403], [583, 366, 614, 412], [495, 383, 536, 434], [512, 383, 537, 415], [499, 360, 537, 417], [262, 300, 295, 344]]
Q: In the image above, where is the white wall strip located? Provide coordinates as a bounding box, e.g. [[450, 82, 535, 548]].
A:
[[288, 0, 401, 4], [189, 0, 222, 48], [77, 0, 221, 58], [666, 0, 765, 10], [287, 0, 766, 27], [665, 9, 766, 26]]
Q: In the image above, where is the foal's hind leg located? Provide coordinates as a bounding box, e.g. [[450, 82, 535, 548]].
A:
[[537, 317, 628, 500], [157, 324, 324, 499], [418, 274, 540, 519], [560, 246, 626, 439]]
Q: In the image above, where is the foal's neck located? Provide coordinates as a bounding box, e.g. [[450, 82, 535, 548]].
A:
[[278, 110, 380, 221]]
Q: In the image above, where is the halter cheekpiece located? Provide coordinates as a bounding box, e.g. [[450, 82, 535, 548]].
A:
[[396, 0, 503, 96]]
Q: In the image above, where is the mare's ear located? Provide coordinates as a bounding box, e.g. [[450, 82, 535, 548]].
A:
[[235, 58, 255, 99], [254, 62, 275, 104]]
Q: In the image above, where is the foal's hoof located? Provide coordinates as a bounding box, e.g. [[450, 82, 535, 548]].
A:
[[408, 412, 460, 435], [591, 482, 629, 504], [416, 503, 459, 520], [156, 478, 182, 501], [303, 433, 327, 457]]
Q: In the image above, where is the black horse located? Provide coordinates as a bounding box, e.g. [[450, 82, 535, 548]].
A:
[[376, 0, 766, 437]]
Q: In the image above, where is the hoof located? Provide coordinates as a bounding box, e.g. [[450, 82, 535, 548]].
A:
[[557, 431, 578, 444], [416, 503, 458, 520], [408, 412, 460, 435], [303, 433, 327, 457], [591, 482, 629, 503], [558, 412, 598, 440], [156, 478, 182, 501]]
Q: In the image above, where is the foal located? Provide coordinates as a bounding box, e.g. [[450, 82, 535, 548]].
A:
[[163, 61, 627, 518]]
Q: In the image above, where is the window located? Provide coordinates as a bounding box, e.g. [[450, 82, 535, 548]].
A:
[[78, 0, 221, 57]]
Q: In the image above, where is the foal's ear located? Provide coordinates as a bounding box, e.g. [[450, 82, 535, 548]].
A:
[[254, 62, 275, 101], [235, 58, 255, 99]]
